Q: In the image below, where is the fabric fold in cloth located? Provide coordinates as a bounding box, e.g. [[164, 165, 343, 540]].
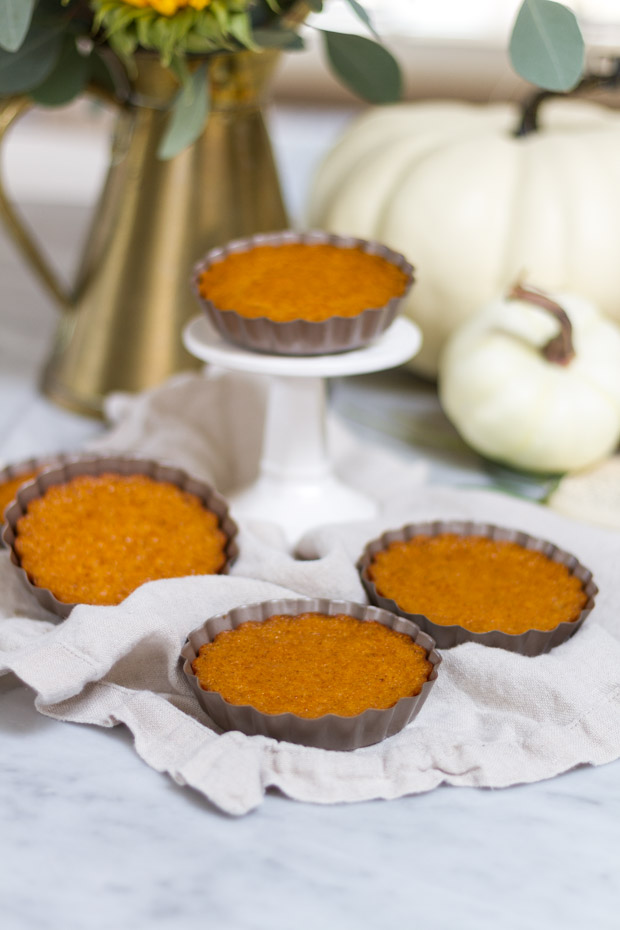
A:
[[1, 371, 620, 816]]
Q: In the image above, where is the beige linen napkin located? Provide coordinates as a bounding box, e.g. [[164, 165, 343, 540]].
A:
[[1, 371, 620, 816]]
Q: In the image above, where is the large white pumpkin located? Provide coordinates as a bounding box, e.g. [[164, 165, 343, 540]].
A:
[[309, 99, 620, 377]]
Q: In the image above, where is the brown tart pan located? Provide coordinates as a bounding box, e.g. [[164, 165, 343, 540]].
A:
[[358, 520, 598, 656], [181, 596, 441, 751], [1, 455, 239, 619], [191, 229, 415, 356], [0, 453, 77, 541]]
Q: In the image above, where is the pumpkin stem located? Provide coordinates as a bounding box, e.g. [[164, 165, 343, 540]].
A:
[[514, 60, 620, 137], [508, 283, 575, 366], [515, 90, 553, 136]]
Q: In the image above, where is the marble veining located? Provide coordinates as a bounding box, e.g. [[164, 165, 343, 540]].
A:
[[2, 686, 620, 930]]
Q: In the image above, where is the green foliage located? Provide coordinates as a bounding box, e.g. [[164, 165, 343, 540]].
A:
[[510, 0, 585, 92], [228, 11, 258, 50], [0, 1, 405, 159], [322, 31, 401, 104], [0, 0, 36, 53], [253, 27, 304, 51], [31, 34, 90, 106], [0, 24, 64, 94], [88, 48, 118, 95], [94, 1, 254, 66], [158, 61, 209, 159], [483, 460, 562, 503], [344, 0, 379, 42]]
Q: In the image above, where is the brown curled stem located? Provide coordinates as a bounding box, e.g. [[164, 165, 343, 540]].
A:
[[508, 283, 575, 366]]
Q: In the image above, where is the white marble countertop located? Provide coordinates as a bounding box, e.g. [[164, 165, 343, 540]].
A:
[[2, 104, 620, 930]]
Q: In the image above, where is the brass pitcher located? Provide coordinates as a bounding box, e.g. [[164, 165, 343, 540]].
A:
[[0, 50, 288, 417]]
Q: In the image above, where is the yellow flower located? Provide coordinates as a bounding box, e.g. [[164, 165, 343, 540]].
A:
[[121, 0, 212, 13]]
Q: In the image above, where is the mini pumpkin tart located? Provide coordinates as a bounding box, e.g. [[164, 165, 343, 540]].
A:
[[2, 456, 238, 619], [358, 521, 597, 655], [0, 454, 71, 529], [192, 230, 414, 356], [181, 597, 441, 750]]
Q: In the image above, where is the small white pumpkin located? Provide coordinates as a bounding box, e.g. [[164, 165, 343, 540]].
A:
[[438, 286, 620, 473]]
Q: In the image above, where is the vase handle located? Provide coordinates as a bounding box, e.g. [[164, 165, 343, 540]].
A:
[[0, 95, 78, 309], [0, 88, 126, 312]]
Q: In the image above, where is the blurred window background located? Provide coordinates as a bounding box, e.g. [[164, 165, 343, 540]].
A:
[[277, 0, 620, 102]]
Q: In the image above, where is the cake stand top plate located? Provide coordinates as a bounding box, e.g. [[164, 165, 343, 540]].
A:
[[183, 316, 422, 378]]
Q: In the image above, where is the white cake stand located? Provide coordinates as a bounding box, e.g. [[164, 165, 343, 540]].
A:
[[183, 315, 422, 544]]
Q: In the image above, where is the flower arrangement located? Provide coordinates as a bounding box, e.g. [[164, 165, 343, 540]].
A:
[[0, 0, 594, 159], [0, 0, 402, 157]]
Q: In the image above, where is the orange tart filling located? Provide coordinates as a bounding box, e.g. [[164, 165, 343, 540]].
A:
[[0, 470, 39, 516], [192, 611, 432, 718], [15, 473, 228, 606], [197, 243, 409, 322], [368, 534, 588, 635]]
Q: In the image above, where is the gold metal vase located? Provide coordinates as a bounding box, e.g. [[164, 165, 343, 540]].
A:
[[0, 50, 288, 417]]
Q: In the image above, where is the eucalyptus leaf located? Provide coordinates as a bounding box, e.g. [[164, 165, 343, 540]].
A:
[[322, 31, 401, 104], [510, 0, 584, 92], [158, 63, 209, 160], [483, 460, 563, 502], [89, 50, 117, 96], [31, 36, 89, 107], [306, 0, 323, 11], [0, 0, 36, 53], [0, 25, 63, 95], [344, 0, 379, 41], [254, 28, 304, 50]]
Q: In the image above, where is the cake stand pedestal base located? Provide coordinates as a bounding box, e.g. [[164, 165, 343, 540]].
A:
[[230, 374, 376, 542], [183, 316, 422, 546]]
